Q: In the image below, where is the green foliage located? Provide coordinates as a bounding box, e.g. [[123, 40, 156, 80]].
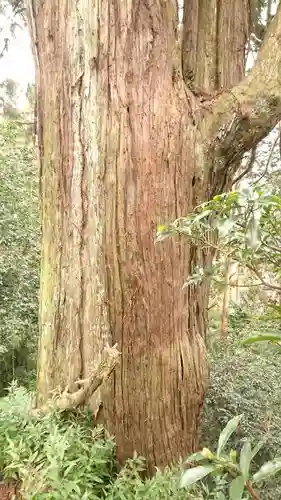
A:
[[0, 384, 115, 499], [242, 332, 281, 345], [157, 178, 281, 350], [0, 385, 203, 499], [105, 457, 190, 500], [0, 119, 40, 393], [181, 415, 281, 500], [201, 323, 281, 499], [242, 304, 281, 346], [228, 304, 250, 331], [2, 330, 281, 500], [0, 79, 21, 118], [156, 183, 281, 291]]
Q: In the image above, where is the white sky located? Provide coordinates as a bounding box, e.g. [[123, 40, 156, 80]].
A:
[[0, 13, 34, 109]]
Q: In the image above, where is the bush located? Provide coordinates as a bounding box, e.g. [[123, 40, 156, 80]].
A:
[[2, 324, 281, 499], [105, 457, 190, 500], [228, 303, 250, 331], [0, 384, 203, 499], [0, 384, 115, 499], [0, 119, 39, 393], [201, 322, 281, 499]]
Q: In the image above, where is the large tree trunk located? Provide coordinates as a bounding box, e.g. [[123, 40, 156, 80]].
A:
[[25, 0, 268, 470], [182, 0, 249, 91]]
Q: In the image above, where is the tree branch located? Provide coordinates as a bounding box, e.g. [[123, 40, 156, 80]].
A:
[[245, 263, 281, 292], [202, 6, 281, 184], [32, 344, 120, 416], [252, 134, 278, 186], [233, 146, 257, 185]]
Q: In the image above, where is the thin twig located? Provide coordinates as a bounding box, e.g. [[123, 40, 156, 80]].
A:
[[245, 263, 281, 292], [233, 146, 257, 185], [252, 134, 278, 186], [246, 480, 261, 500]]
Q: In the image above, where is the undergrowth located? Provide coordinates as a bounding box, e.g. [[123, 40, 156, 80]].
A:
[[0, 119, 39, 394], [2, 314, 281, 498], [201, 315, 281, 500], [2, 316, 281, 498], [0, 384, 201, 499]]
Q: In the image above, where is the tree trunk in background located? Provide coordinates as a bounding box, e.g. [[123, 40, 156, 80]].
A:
[[220, 260, 231, 337], [182, 0, 249, 91], [27, 0, 248, 469], [182, 0, 249, 338], [231, 262, 241, 306]]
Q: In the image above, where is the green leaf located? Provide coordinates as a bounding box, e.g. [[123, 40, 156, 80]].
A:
[[217, 415, 243, 457], [216, 493, 227, 500], [184, 451, 208, 465], [216, 218, 235, 236], [239, 440, 252, 479], [250, 441, 264, 462], [240, 181, 252, 197], [155, 226, 174, 242], [246, 215, 261, 250], [193, 209, 212, 223], [229, 475, 245, 500], [242, 333, 281, 345], [180, 465, 218, 488], [253, 459, 281, 483]]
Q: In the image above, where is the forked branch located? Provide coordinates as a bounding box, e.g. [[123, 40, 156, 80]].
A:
[[202, 5, 281, 177]]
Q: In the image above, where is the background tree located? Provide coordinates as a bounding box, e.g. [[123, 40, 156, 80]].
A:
[[0, 119, 39, 394], [0, 0, 25, 58], [0, 78, 20, 117], [25, 0, 281, 470]]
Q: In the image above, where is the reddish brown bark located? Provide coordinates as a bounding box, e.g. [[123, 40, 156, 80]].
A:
[[182, 0, 249, 91], [26, 0, 281, 471]]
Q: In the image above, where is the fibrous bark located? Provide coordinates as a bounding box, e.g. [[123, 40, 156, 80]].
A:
[[182, 0, 249, 91], [25, 0, 281, 471], [32, 344, 120, 416], [202, 7, 281, 194]]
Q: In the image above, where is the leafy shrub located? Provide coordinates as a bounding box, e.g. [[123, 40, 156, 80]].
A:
[[0, 119, 39, 393], [105, 456, 190, 500], [228, 303, 250, 331], [2, 365, 281, 500], [0, 384, 115, 499], [182, 415, 281, 500], [201, 323, 281, 499], [0, 384, 203, 499]]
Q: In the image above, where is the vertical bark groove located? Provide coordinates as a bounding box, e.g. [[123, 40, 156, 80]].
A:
[[27, 0, 250, 470], [182, 0, 249, 91]]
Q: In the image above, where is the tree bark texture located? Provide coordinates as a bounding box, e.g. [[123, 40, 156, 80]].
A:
[[182, 0, 250, 91], [26, 0, 281, 470]]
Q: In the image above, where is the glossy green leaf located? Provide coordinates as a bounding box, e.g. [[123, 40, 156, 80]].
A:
[[217, 218, 235, 236], [217, 415, 243, 457], [184, 451, 207, 465], [242, 333, 281, 345], [253, 459, 281, 483], [240, 181, 252, 197], [180, 465, 217, 488], [193, 209, 212, 223], [216, 493, 227, 500], [239, 440, 252, 479], [229, 475, 245, 500], [250, 441, 264, 462], [246, 215, 261, 250], [155, 227, 173, 242]]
